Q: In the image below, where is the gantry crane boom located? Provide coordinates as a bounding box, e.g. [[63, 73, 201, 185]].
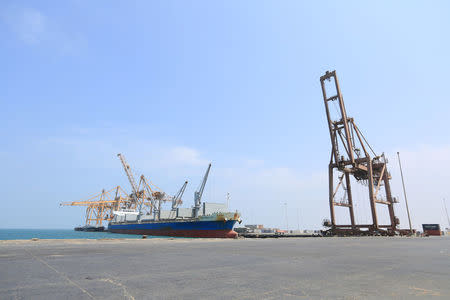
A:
[[117, 153, 139, 196], [193, 163, 211, 218], [60, 186, 129, 226], [60, 186, 128, 207]]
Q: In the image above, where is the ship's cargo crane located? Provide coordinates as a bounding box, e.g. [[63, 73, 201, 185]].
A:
[[169, 180, 188, 218], [60, 186, 130, 226], [172, 181, 188, 211], [194, 163, 212, 218], [320, 70, 399, 236]]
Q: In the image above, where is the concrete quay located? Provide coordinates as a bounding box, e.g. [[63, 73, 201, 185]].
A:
[[0, 236, 449, 299]]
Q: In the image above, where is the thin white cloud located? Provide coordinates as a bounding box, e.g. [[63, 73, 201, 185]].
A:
[[8, 128, 450, 231], [1, 6, 86, 54], [28, 134, 328, 229], [166, 146, 209, 166], [16, 8, 46, 44], [36, 135, 210, 175], [2, 7, 47, 44], [244, 159, 265, 168]]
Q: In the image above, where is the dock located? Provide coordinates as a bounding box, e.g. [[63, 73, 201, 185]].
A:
[[1, 237, 449, 299], [239, 233, 321, 238]]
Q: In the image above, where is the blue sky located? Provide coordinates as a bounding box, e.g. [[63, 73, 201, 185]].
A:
[[1, 1, 450, 230]]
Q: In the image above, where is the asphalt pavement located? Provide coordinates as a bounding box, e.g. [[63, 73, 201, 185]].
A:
[[0, 236, 449, 299]]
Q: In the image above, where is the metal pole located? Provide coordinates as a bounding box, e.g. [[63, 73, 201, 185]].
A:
[[397, 152, 413, 234], [443, 198, 450, 229], [284, 203, 289, 231]]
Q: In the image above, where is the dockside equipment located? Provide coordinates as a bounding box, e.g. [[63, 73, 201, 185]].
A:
[[320, 70, 400, 236]]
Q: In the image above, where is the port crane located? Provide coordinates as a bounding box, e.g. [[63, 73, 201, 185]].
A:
[[117, 153, 167, 214], [193, 163, 211, 218], [320, 70, 399, 236], [117, 153, 186, 219], [172, 181, 188, 211], [169, 180, 188, 218], [137, 174, 170, 219], [60, 186, 130, 226], [117, 153, 140, 209], [63, 153, 190, 226]]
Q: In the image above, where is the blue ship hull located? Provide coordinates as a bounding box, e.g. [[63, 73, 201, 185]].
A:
[[108, 219, 238, 238]]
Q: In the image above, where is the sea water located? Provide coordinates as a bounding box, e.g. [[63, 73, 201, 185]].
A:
[[0, 229, 167, 240]]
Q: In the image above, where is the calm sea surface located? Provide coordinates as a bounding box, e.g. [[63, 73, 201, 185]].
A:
[[0, 229, 168, 240]]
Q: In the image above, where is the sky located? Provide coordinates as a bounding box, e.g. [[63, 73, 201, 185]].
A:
[[1, 1, 450, 230]]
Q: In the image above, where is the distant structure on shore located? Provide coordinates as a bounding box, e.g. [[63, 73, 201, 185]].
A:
[[235, 224, 321, 235]]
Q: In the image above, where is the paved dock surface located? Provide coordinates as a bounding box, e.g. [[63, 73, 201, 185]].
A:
[[1, 237, 449, 299]]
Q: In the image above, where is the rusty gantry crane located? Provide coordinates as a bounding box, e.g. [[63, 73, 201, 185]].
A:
[[320, 70, 399, 236]]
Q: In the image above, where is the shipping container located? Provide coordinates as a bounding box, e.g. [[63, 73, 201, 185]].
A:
[[422, 224, 441, 236]]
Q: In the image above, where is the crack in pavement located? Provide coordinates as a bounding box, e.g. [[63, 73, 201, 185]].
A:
[[98, 277, 135, 300], [23, 248, 96, 299]]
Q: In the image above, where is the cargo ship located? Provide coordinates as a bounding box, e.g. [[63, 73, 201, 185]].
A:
[[108, 211, 241, 238], [108, 163, 242, 238]]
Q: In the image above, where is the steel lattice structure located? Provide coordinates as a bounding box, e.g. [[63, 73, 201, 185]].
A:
[[62, 154, 186, 227], [320, 70, 399, 235], [60, 186, 130, 226]]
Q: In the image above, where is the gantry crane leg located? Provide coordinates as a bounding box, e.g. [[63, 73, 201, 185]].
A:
[[344, 171, 356, 232]]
